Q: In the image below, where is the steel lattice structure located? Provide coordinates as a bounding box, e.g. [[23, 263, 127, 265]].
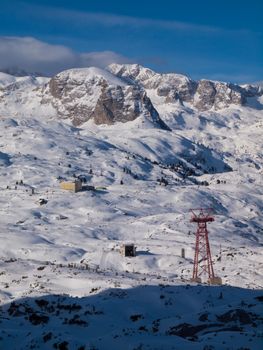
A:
[[190, 208, 215, 281]]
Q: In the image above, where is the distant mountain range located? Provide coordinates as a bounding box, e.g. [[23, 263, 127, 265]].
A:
[[0, 64, 262, 128]]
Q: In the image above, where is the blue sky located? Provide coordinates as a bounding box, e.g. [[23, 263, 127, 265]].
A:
[[0, 0, 262, 82]]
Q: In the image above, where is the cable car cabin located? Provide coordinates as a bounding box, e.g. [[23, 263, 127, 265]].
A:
[[120, 244, 136, 257]]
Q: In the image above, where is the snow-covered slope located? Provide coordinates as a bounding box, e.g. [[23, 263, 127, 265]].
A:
[[0, 72, 17, 87], [0, 66, 262, 349]]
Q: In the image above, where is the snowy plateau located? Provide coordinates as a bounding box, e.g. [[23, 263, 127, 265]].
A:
[[0, 64, 262, 350]]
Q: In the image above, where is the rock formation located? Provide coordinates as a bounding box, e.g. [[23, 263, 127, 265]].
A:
[[108, 64, 262, 110], [44, 67, 169, 129]]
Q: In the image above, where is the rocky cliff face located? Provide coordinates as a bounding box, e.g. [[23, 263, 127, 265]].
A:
[[108, 64, 262, 111], [109, 63, 196, 104], [43, 67, 169, 129], [193, 80, 245, 110]]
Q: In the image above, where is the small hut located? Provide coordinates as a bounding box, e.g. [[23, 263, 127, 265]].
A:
[[60, 179, 82, 193], [120, 243, 136, 257]]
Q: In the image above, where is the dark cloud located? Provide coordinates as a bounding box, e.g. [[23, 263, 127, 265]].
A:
[[0, 36, 132, 76]]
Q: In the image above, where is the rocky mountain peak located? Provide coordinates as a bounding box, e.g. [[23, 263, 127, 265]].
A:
[[108, 64, 197, 104], [43, 67, 169, 129], [108, 63, 157, 83], [108, 64, 262, 110]]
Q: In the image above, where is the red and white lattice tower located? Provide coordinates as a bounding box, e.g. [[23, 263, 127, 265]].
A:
[[190, 208, 216, 283]]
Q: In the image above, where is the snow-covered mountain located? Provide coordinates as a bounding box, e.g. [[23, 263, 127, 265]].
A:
[[0, 67, 44, 77], [108, 63, 262, 110], [42, 67, 169, 129], [0, 65, 262, 349]]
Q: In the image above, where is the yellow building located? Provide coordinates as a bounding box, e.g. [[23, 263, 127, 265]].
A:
[[60, 180, 82, 193]]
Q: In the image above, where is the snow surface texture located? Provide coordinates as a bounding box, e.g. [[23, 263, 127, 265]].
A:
[[0, 66, 262, 349]]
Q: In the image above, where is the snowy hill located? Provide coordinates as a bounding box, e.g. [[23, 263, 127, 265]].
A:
[[0, 65, 262, 349]]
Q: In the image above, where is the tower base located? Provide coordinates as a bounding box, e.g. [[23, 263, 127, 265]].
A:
[[191, 277, 202, 284], [208, 276, 222, 285]]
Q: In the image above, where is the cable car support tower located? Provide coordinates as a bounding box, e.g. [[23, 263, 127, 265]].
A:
[[190, 208, 222, 285]]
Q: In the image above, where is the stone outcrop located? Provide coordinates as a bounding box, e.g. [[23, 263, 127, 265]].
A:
[[193, 80, 246, 110], [109, 63, 197, 104]]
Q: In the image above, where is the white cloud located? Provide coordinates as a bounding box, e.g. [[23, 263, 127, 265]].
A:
[[61, 11, 220, 33], [23, 4, 253, 37], [80, 51, 130, 67], [0, 36, 131, 76]]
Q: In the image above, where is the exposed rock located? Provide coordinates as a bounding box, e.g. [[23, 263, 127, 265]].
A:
[[28, 312, 49, 325], [194, 80, 217, 110], [90, 85, 155, 126], [194, 80, 245, 110], [108, 63, 156, 84], [166, 322, 222, 339], [108, 64, 262, 111], [109, 63, 197, 104], [216, 308, 259, 324], [44, 67, 169, 129]]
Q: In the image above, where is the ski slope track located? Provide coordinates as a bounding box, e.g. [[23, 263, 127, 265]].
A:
[[0, 65, 262, 349]]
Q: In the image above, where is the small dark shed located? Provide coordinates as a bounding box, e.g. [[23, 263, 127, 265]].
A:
[[120, 244, 136, 257]]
